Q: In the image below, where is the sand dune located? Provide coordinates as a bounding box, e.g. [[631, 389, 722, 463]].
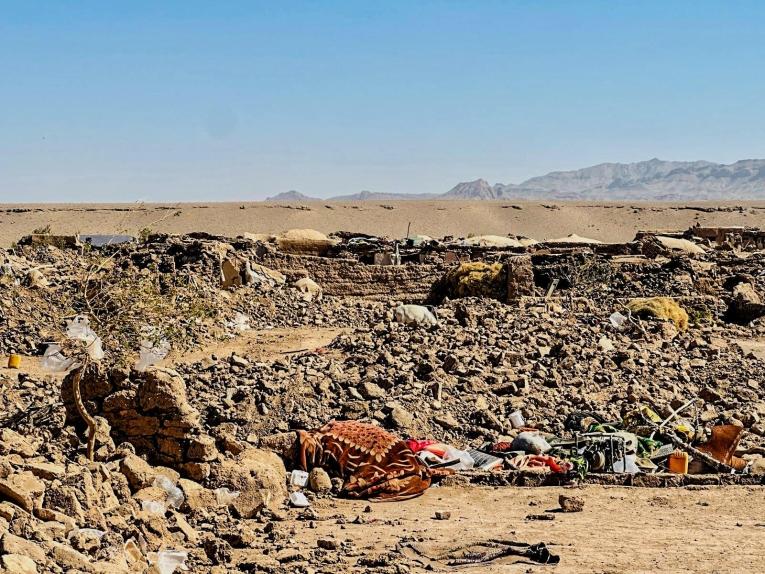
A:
[[2, 200, 765, 246]]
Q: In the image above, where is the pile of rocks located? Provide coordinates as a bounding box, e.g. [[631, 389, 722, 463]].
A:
[[0, 230, 764, 572], [174, 297, 764, 453]]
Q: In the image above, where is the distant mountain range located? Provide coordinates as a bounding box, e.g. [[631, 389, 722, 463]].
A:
[[265, 159, 765, 201], [266, 189, 438, 201]]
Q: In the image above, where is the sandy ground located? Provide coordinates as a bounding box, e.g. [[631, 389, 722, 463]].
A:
[[292, 485, 765, 574], [2, 201, 765, 246], [165, 326, 347, 366]]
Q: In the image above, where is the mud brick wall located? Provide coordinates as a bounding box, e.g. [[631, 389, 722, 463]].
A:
[[258, 253, 445, 301], [63, 366, 216, 474]]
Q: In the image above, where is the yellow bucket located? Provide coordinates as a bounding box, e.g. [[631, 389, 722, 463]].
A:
[[7, 354, 21, 369]]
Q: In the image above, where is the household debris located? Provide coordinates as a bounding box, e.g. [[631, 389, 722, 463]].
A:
[[0, 224, 763, 572]]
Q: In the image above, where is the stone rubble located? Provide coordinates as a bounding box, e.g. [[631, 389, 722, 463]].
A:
[[0, 230, 763, 572]]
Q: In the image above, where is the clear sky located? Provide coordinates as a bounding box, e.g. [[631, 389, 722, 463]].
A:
[[1, 1, 764, 202]]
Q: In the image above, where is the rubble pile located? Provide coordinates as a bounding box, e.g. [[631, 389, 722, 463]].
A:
[[61, 366, 219, 478], [0, 234, 380, 356], [176, 297, 765, 450], [0, 227, 764, 572]]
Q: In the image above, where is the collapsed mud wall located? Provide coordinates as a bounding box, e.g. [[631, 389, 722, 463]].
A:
[[62, 366, 216, 478], [258, 252, 444, 301]]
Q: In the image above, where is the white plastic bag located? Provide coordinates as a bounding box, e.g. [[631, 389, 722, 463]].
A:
[[609, 312, 628, 330], [441, 446, 475, 471], [290, 470, 309, 487], [148, 549, 188, 574], [510, 432, 552, 455], [66, 315, 104, 361], [231, 312, 251, 332], [613, 453, 640, 474], [141, 500, 166, 515], [135, 336, 170, 372], [41, 344, 76, 372], [153, 476, 184, 509], [289, 491, 310, 508]]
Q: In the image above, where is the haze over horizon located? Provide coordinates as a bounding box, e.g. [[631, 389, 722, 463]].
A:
[[1, 1, 764, 202]]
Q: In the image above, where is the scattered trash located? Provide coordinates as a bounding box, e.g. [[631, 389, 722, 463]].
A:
[[668, 450, 690, 474], [289, 491, 310, 508], [290, 469, 309, 487], [466, 448, 503, 471], [148, 549, 188, 574], [135, 331, 170, 372], [227, 312, 251, 332], [7, 354, 21, 369], [511, 432, 552, 455], [214, 487, 241, 506], [141, 500, 166, 515], [508, 410, 525, 429], [40, 344, 76, 372], [609, 311, 628, 330], [153, 476, 184, 509], [393, 304, 438, 328], [66, 315, 104, 361]]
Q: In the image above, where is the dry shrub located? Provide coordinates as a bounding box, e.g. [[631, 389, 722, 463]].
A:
[[627, 297, 689, 330], [49, 250, 217, 368], [436, 261, 506, 300]]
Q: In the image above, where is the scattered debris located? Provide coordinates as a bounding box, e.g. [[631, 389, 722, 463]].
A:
[[0, 224, 763, 572]]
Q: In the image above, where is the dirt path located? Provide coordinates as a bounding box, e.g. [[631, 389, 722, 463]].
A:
[[166, 326, 347, 366], [282, 485, 764, 573]]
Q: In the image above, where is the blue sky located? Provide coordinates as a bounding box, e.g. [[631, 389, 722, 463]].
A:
[[1, 1, 763, 201]]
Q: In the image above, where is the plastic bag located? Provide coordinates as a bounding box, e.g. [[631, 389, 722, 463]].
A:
[[290, 470, 309, 487], [141, 500, 166, 515], [230, 312, 251, 332], [289, 491, 310, 508], [153, 476, 184, 509], [609, 312, 628, 330], [511, 432, 552, 455], [441, 446, 475, 471], [135, 336, 170, 372], [148, 549, 188, 574], [214, 487, 240, 506], [66, 315, 104, 361], [41, 344, 76, 372], [613, 453, 640, 474]]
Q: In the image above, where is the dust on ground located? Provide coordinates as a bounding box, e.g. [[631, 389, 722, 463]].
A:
[[292, 485, 764, 574]]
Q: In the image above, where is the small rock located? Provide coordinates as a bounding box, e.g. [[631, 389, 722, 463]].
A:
[[359, 382, 385, 399], [1, 554, 37, 574], [433, 414, 459, 429], [308, 468, 332, 494], [389, 405, 414, 429], [317, 538, 339, 550], [434, 511, 451, 520], [559, 494, 585, 512]]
